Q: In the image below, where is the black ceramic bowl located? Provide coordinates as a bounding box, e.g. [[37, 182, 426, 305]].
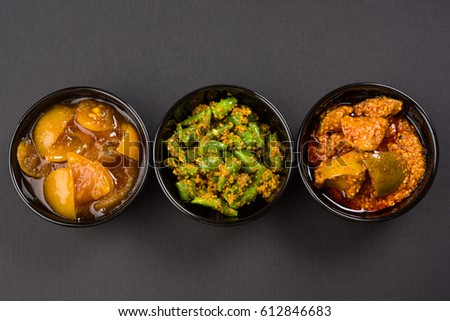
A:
[[9, 87, 150, 227], [297, 83, 438, 222], [154, 85, 294, 226]]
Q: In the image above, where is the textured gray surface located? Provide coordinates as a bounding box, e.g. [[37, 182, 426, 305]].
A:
[[1, 0, 449, 300]]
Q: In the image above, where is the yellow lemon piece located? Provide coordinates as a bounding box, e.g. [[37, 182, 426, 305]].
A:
[[43, 168, 77, 220], [117, 122, 141, 160], [17, 139, 51, 178], [75, 99, 116, 132], [67, 152, 114, 204], [33, 104, 75, 157]]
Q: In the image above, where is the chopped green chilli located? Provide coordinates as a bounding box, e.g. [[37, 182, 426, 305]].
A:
[[165, 96, 285, 217]]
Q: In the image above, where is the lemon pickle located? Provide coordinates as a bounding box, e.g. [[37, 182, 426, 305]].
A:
[[16, 98, 143, 221], [165, 96, 286, 217], [310, 96, 426, 211]]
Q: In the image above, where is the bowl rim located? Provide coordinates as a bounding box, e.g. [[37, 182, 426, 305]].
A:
[[153, 84, 294, 226], [9, 86, 151, 227], [296, 82, 439, 222]]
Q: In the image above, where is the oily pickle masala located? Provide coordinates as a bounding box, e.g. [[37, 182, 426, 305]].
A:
[[310, 96, 426, 212]]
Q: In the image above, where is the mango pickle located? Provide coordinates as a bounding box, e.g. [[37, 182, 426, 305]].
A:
[[363, 152, 405, 197], [16, 98, 143, 221], [314, 151, 366, 188], [318, 105, 353, 134], [353, 96, 403, 118], [341, 116, 388, 151], [311, 96, 425, 212], [325, 172, 366, 199]]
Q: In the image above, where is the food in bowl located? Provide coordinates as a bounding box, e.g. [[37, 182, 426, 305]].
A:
[[164, 95, 286, 217], [16, 98, 142, 221], [309, 96, 426, 211]]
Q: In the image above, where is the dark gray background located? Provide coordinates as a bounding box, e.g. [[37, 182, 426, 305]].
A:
[[1, 0, 449, 300]]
